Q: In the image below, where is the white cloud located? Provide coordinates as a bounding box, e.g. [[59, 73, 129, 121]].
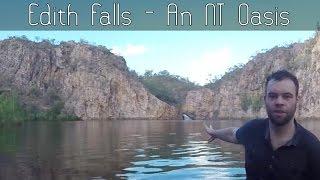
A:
[[185, 47, 234, 85], [111, 44, 147, 57]]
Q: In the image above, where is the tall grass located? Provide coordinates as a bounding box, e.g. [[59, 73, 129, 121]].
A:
[[0, 93, 25, 125], [0, 91, 79, 126], [28, 101, 79, 122]]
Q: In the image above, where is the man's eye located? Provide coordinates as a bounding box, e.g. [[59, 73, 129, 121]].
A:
[[283, 94, 293, 99], [268, 94, 277, 98]]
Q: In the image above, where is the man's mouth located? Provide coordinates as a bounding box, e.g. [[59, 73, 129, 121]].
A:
[[273, 110, 286, 115]]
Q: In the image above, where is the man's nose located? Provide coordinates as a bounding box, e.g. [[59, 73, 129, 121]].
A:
[[275, 96, 285, 105]]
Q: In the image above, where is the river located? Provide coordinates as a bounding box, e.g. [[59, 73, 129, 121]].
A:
[[0, 119, 319, 180]]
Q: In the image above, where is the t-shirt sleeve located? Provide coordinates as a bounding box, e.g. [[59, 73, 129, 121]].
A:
[[236, 119, 259, 145]]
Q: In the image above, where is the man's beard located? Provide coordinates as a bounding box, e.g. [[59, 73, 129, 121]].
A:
[[267, 107, 295, 126]]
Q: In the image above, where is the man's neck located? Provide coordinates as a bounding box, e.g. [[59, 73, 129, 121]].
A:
[[269, 118, 296, 150]]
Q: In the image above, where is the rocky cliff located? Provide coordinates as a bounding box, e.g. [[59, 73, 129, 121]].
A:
[[0, 38, 178, 120], [182, 32, 320, 120]]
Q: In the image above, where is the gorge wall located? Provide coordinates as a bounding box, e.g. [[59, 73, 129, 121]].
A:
[[2, 33, 320, 121], [0, 38, 178, 120], [182, 32, 320, 120]]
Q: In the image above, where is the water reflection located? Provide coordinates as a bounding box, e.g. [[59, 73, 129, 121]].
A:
[[0, 119, 319, 179], [116, 120, 245, 179]]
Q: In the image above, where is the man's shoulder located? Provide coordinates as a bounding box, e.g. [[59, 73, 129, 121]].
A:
[[297, 123, 320, 148], [294, 123, 320, 180], [236, 118, 267, 144]]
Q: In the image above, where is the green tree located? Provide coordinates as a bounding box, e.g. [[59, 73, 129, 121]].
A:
[[140, 70, 197, 105], [158, 70, 170, 76], [144, 70, 154, 77]]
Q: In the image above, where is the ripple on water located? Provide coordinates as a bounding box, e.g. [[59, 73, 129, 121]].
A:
[[135, 154, 146, 158], [149, 155, 160, 158], [90, 176, 106, 180], [124, 141, 244, 179], [118, 167, 245, 179], [131, 155, 231, 167], [135, 149, 145, 153], [167, 144, 176, 148], [172, 148, 209, 155], [124, 166, 163, 173], [132, 158, 193, 167], [1, 120, 248, 179]]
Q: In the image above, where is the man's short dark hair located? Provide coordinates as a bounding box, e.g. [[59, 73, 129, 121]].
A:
[[266, 69, 299, 96]]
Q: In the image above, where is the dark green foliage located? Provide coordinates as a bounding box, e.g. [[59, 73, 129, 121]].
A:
[[45, 88, 61, 105], [20, 35, 28, 41], [251, 95, 263, 112], [205, 63, 244, 90], [143, 78, 177, 104], [144, 70, 153, 77], [240, 93, 263, 112], [240, 94, 251, 112], [45, 101, 64, 121], [158, 70, 170, 76], [25, 101, 79, 122], [27, 88, 79, 121], [56, 113, 79, 121], [43, 100, 78, 121], [0, 89, 79, 125], [129, 70, 139, 78], [80, 38, 89, 44], [49, 39, 56, 44], [29, 85, 41, 97], [97, 45, 111, 54], [140, 70, 198, 105], [0, 92, 25, 125]]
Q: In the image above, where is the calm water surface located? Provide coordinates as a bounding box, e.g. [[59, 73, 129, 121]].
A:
[[0, 119, 319, 180]]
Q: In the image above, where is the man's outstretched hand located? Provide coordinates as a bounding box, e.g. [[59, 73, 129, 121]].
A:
[[203, 121, 216, 143], [204, 122, 239, 144]]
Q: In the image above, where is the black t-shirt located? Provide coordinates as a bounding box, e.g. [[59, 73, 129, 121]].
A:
[[236, 118, 320, 180]]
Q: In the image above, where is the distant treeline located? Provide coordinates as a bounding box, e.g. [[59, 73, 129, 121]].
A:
[[204, 63, 244, 89], [138, 66, 246, 106], [140, 70, 198, 105]]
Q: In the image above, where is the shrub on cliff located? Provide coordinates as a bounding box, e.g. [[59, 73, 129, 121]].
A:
[[240, 93, 263, 112]]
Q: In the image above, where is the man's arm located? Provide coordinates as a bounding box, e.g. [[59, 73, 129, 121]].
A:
[[204, 123, 239, 144]]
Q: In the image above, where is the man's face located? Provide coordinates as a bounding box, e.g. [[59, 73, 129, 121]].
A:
[[265, 78, 297, 126]]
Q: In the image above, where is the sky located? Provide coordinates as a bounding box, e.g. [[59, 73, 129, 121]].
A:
[[0, 31, 314, 85]]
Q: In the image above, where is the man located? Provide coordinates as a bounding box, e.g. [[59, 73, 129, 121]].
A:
[[204, 69, 320, 179]]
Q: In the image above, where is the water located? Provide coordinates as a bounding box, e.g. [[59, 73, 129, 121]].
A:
[[0, 119, 319, 180]]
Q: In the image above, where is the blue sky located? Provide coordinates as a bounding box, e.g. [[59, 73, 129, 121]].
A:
[[0, 31, 314, 85]]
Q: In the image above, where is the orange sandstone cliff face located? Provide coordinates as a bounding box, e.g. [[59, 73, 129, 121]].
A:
[[181, 33, 320, 120], [2, 33, 320, 121], [0, 38, 178, 120]]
